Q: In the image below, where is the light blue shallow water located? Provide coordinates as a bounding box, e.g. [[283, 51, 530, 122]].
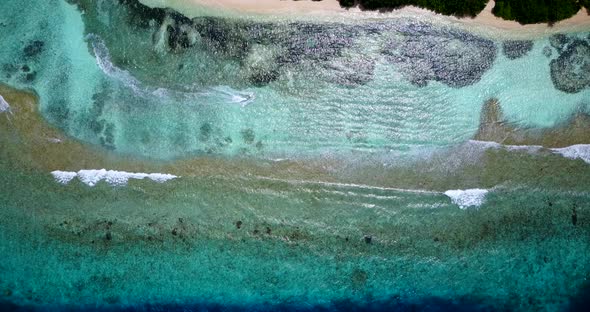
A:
[[0, 0, 588, 160], [1, 0, 590, 311]]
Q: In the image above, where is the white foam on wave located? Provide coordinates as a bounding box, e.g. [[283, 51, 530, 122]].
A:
[[467, 140, 543, 152], [51, 169, 178, 187], [88, 34, 144, 94], [468, 140, 590, 164], [88, 34, 255, 107], [210, 86, 255, 107], [551, 145, 590, 164], [51, 171, 77, 184], [0, 94, 11, 114], [444, 189, 488, 209]]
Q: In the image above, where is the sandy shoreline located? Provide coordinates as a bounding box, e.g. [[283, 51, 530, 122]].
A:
[[138, 0, 590, 37]]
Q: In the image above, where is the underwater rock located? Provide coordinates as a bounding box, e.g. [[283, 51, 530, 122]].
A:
[[192, 17, 251, 59], [549, 34, 570, 51], [502, 40, 534, 60], [249, 70, 279, 86], [166, 14, 197, 51], [23, 71, 37, 82], [244, 44, 281, 86], [199, 123, 212, 142], [543, 46, 553, 58], [383, 23, 496, 88], [1, 63, 18, 78], [550, 39, 590, 93], [241, 129, 255, 145], [279, 23, 356, 64], [119, 0, 166, 28], [23, 40, 44, 58], [364, 235, 372, 244], [167, 24, 190, 50]]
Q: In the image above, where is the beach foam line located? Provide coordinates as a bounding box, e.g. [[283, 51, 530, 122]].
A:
[[88, 34, 255, 106], [210, 86, 255, 107], [254, 175, 492, 209], [551, 145, 590, 164], [468, 140, 590, 164], [51, 169, 178, 186], [444, 189, 489, 209], [467, 140, 543, 152], [88, 34, 144, 95], [249, 175, 442, 195]]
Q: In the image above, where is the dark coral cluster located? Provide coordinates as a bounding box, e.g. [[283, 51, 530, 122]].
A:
[[382, 22, 497, 87], [61, 0, 505, 94], [549, 34, 590, 93], [502, 40, 534, 60]]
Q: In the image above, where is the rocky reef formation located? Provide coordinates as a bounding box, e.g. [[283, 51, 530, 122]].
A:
[[70, 0, 498, 90], [549, 34, 590, 94], [502, 40, 533, 60], [382, 22, 497, 88]]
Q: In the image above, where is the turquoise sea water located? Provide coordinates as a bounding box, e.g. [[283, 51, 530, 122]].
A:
[[1, 0, 590, 310]]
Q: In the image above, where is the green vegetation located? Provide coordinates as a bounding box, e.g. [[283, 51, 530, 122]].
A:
[[492, 0, 583, 24], [339, 0, 589, 24], [339, 0, 487, 17]]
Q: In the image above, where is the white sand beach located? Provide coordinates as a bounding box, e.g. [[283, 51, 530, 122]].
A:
[[138, 0, 590, 33]]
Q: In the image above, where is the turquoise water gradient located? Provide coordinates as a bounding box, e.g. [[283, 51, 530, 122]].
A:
[[0, 0, 588, 160], [1, 0, 590, 310], [0, 160, 589, 310]]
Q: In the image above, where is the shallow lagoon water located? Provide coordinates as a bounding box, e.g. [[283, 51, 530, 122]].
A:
[[1, 0, 590, 311]]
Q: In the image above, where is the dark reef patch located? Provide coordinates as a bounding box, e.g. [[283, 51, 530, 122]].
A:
[[550, 38, 590, 93], [117, 0, 166, 28], [191, 17, 252, 59], [76, 0, 377, 88], [199, 123, 212, 142], [550, 34, 571, 51], [23, 40, 45, 58], [382, 23, 497, 88], [75, 0, 505, 90], [249, 69, 280, 87], [502, 40, 534, 60], [23, 71, 37, 83], [543, 46, 553, 58], [279, 23, 357, 64], [44, 99, 70, 128], [241, 129, 255, 145]]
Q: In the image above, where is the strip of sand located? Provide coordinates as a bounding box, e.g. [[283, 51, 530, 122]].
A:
[[138, 0, 590, 37]]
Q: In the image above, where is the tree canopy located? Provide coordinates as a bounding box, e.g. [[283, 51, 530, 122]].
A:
[[339, 0, 589, 24]]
